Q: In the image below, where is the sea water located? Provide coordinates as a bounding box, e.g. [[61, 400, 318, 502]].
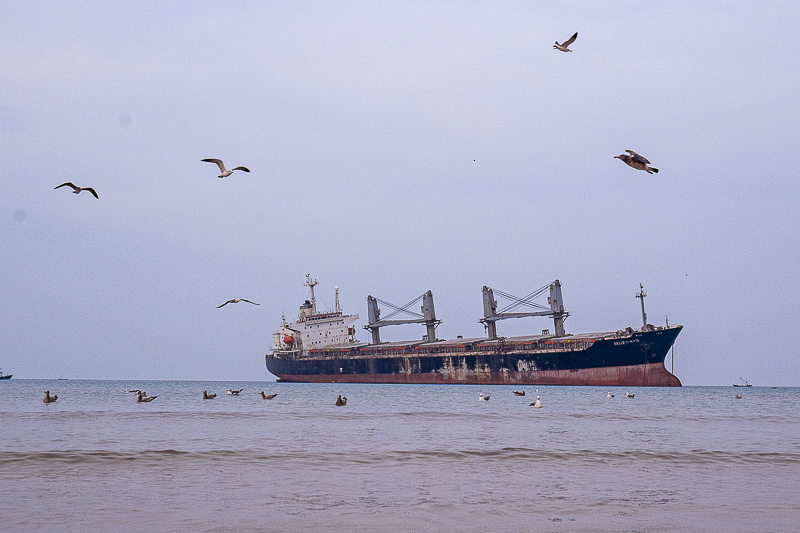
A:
[[1, 380, 798, 532]]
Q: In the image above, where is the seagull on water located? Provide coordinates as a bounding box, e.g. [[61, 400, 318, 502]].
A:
[[137, 391, 157, 402], [614, 150, 659, 174], [479, 393, 490, 401], [607, 392, 615, 398], [530, 396, 542, 408], [227, 388, 243, 395], [54, 182, 99, 199], [217, 298, 260, 308], [513, 390, 526, 396], [625, 392, 635, 398], [203, 390, 217, 399], [554, 32, 578, 52], [260, 391, 278, 400], [202, 158, 251, 178], [43, 390, 58, 403]]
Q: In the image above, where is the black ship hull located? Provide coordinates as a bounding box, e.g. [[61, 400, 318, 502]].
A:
[[266, 326, 682, 387]]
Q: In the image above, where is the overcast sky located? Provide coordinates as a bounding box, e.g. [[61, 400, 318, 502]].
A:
[[2, 2, 798, 385]]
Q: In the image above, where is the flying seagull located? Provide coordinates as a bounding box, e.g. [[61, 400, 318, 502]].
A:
[[554, 32, 578, 52], [54, 182, 99, 199], [217, 298, 260, 308], [614, 150, 659, 174], [201, 158, 250, 178]]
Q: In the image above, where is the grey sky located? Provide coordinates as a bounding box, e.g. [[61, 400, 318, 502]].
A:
[[2, 2, 798, 385]]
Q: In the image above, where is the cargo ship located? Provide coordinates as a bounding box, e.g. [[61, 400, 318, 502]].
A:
[[266, 275, 682, 386]]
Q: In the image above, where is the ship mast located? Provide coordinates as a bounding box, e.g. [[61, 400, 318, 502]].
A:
[[480, 280, 568, 339], [305, 274, 318, 315], [365, 290, 440, 343], [636, 283, 647, 328]]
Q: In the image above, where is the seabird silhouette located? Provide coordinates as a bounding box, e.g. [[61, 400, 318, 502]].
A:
[[43, 390, 58, 403], [614, 150, 659, 174], [554, 32, 578, 52], [260, 391, 278, 400], [203, 390, 217, 399], [530, 396, 542, 408], [217, 298, 260, 308], [202, 158, 250, 178], [54, 182, 99, 199], [335, 394, 347, 406], [513, 390, 526, 396], [734, 393, 742, 399], [227, 388, 243, 395]]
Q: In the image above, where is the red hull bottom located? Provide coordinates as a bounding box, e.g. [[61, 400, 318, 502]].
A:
[[274, 362, 681, 387]]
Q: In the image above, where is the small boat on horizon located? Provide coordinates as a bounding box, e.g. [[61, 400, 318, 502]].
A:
[[0, 369, 12, 380], [733, 377, 752, 387]]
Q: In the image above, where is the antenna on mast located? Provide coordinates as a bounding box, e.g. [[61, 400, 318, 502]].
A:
[[636, 283, 647, 328], [305, 274, 318, 314]]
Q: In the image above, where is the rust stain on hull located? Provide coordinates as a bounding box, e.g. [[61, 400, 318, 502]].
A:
[[275, 362, 681, 387]]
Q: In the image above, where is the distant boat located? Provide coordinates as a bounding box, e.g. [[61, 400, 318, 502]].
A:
[[0, 369, 12, 380], [733, 377, 752, 387]]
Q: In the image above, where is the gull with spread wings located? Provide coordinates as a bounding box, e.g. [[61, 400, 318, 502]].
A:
[[217, 298, 260, 308], [202, 158, 250, 178], [54, 182, 99, 199], [554, 32, 578, 52]]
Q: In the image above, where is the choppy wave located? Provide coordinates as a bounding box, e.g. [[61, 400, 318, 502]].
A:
[[4, 447, 799, 467]]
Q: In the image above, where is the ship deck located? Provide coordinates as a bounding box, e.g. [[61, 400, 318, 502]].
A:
[[281, 328, 650, 360]]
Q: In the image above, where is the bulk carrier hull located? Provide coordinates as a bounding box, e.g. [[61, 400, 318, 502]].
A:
[[266, 326, 682, 387]]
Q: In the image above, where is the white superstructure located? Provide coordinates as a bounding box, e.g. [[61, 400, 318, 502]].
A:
[[272, 275, 360, 354]]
